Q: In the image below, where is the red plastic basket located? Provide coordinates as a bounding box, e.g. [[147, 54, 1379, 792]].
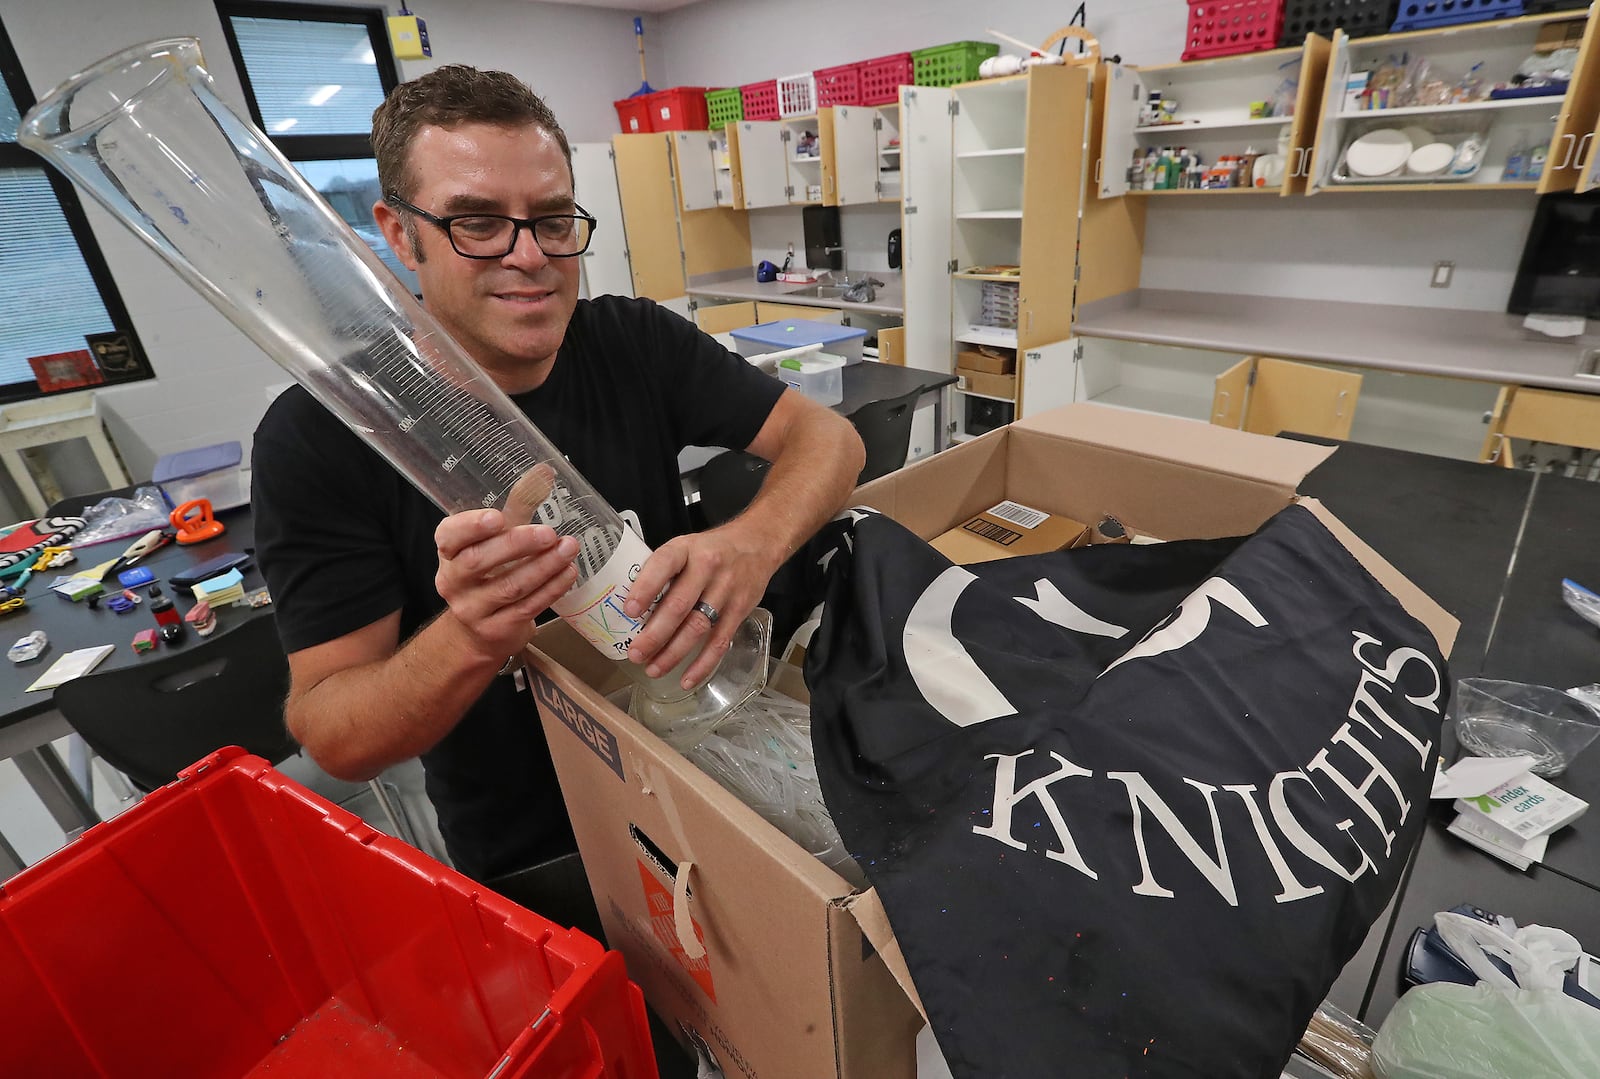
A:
[[861, 52, 913, 105], [1182, 0, 1286, 61], [741, 79, 779, 121], [814, 61, 864, 107], [614, 95, 653, 134], [1, 748, 659, 1079], [645, 86, 709, 131]]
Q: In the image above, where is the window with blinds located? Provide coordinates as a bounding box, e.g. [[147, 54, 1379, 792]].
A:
[[0, 22, 152, 403]]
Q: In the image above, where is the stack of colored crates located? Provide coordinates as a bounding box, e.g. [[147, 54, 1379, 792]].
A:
[[911, 40, 1000, 86], [1182, 0, 1286, 61], [2, 747, 660, 1079]]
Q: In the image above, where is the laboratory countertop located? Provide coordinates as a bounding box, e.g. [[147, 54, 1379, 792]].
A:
[[686, 269, 904, 316], [1073, 289, 1600, 395]]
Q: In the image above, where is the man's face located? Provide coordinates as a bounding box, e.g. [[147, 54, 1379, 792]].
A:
[[374, 122, 580, 389]]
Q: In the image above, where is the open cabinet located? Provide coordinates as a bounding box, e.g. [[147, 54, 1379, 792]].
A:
[[571, 142, 633, 301], [1098, 37, 1331, 199], [902, 63, 1093, 443], [1211, 356, 1362, 438], [1307, 10, 1600, 194]]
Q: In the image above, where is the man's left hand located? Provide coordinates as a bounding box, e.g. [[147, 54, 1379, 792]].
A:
[[623, 519, 782, 689]]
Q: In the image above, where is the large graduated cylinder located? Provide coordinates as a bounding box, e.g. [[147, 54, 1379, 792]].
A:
[[19, 38, 766, 747]]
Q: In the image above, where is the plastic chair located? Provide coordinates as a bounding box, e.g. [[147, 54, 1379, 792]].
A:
[[846, 385, 924, 484], [697, 450, 772, 527], [52, 614, 416, 844]]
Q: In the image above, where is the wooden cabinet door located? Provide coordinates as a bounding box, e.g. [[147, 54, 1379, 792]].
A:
[[1306, 30, 1350, 196], [900, 83, 954, 375], [1540, 13, 1600, 194], [1212, 357, 1253, 429], [571, 142, 633, 299], [737, 121, 791, 208], [671, 131, 721, 212], [827, 105, 879, 205], [754, 302, 844, 325], [694, 301, 758, 334], [1284, 34, 1332, 195], [718, 123, 746, 209], [1079, 61, 1147, 309], [1019, 63, 1089, 348], [1580, 114, 1600, 194], [1246, 357, 1362, 439], [611, 134, 685, 301], [1097, 63, 1145, 199]]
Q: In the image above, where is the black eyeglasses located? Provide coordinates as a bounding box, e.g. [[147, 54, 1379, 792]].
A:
[[386, 195, 598, 259]]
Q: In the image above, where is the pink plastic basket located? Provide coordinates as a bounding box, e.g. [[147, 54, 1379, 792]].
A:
[[860, 52, 913, 105], [814, 62, 864, 107], [1182, 0, 1286, 61], [740, 80, 779, 121]]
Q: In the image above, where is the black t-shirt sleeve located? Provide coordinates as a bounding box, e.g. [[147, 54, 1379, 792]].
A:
[[251, 388, 414, 653], [641, 300, 787, 452]]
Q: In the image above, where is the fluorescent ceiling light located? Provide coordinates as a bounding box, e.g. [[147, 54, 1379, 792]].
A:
[[271, 118, 299, 132], [308, 84, 342, 106]]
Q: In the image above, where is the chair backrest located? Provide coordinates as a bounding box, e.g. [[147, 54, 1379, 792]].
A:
[[697, 450, 773, 527], [847, 385, 925, 485], [52, 614, 296, 791]]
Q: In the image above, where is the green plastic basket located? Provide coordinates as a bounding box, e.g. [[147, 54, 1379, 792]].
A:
[[911, 41, 1000, 87], [705, 87, 743, 129]]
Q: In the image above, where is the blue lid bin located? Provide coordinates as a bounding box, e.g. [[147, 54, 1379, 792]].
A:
[[730, 320, 867, 365], [152, 441, 247, 510]]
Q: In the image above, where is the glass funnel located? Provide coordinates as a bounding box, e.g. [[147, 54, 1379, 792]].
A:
[[18, 37, 767, 746]]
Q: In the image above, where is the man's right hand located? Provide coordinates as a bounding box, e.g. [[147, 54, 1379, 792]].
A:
[[434, 509, 580, 662]]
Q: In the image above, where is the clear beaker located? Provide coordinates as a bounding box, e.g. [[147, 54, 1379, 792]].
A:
[[1451, 677, 1600, 778], [18, 38, 766, 745]]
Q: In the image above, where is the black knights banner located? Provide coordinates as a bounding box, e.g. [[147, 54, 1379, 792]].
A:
[[799, 505, 1446, 1078]]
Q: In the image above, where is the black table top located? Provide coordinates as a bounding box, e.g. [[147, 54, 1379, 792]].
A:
[[0, 505, 268, 730], [838, 361, 955, 418], [1283, 435, 1600, 1022]]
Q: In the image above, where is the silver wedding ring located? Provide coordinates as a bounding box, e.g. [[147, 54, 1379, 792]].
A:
[[694, 600, 720, 626]]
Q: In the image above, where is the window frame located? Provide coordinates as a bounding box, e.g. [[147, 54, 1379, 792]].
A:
[[215, 1, 400, 162], [0, 17, 155, 404]]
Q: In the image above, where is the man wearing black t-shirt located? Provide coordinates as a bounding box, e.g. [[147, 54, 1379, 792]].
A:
[[251, 66, 864, 884]]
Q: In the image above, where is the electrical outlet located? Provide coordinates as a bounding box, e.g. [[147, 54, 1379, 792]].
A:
[[1431, 260, 1454, 288]]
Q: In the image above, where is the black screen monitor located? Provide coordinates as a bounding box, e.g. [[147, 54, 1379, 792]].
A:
[[1508, 191, 1600, 318]]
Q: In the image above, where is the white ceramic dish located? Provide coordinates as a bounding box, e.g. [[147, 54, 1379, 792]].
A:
[[1346, 129, 1413, 177], [1406, 142, 1455, 177]]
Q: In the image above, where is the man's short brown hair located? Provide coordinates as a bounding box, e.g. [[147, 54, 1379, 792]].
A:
[[371, 64, 572, 202]]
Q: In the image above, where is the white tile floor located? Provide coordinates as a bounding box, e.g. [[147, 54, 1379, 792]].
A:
[[0, 735, 451, 875]]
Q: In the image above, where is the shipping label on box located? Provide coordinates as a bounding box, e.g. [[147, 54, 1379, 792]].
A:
[[930, 499, 1089, 564]]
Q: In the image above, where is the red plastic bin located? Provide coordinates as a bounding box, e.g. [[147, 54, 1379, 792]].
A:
[[0, 747, 658, 1079], [1182, 0, 1286, 61], [644, 86, 710, 131], [614, 94, 654, 133], [814, 61, 864, 107], [741, 79, 780, 121], [861, 52, 913, 105]]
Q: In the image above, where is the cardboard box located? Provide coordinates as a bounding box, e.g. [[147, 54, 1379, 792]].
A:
[[1536, 19, 1585, 53], [527, 403, 1457, 1079], [930, 500, 1089, 564], [957, 348, 1015, 375], [955, 366, 1016, 400]]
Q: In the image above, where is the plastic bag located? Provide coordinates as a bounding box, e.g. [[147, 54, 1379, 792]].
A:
[[70, 486, 171, 548], [1298, 1001, 1377, 1079], [1372, 912, 1600, 1078]]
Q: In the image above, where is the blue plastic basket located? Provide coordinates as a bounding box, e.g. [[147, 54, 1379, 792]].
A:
[[1390, 0, 1523, 32]]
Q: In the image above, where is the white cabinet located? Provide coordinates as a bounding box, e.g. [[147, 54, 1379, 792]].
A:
[[736, 120, 792, 208], [670, 131, 725, 212], [900, 83, 955, 378], [821, 105, 880, 205], [570, 142, 633, 300]]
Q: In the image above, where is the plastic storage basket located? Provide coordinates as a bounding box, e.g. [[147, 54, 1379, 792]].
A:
[[614, 95, 653, 133], [1277, 0, 1399, 45], [1390, 0, 1523, 31], [741, 79, 780, 121], [705, 87, 744, 128], [1, 747, 659, 1079], [912, 41, 1000, 87], [645, 86, 709, 131], [777, 72, 818, 116], [861, 52, 914, 104], [153, 440, 247, 511], [814, 61, 864, 107], [1182, 0, 1287, 61]]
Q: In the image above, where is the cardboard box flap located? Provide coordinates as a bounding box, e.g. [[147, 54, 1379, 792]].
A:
[[1015, 403, 1336, 495], [1299, 497, 1459, 658], [843, 889, 927, 1024]]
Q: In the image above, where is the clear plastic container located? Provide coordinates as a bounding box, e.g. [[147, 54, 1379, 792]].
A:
[[1451, 677, 1600, 778], [775, 353, 845, 407]]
